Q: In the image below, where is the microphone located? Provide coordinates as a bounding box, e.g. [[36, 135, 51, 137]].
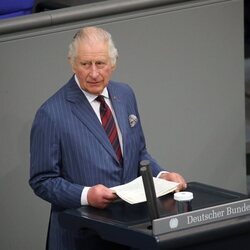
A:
[[140, 160, 160, 223]]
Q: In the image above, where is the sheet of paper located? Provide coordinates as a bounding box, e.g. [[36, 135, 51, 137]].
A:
[[110, 176, 178, 204]]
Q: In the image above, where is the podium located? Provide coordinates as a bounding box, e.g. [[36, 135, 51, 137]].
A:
[[59, 182, 250, 249]]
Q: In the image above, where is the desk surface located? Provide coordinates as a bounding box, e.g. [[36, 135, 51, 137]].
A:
[[59, 182, 250, 249]]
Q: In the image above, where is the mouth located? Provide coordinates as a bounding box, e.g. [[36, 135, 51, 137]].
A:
[[88, 81, 100, 85]]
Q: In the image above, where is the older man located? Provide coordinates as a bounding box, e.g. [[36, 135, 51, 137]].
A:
[[29, 26, 186, 250]]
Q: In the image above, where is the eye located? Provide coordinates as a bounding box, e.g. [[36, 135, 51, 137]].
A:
[[95, 61, 106, 69], [80, 61, 91, 68]]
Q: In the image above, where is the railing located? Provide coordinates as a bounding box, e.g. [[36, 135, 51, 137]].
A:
[[0, 0, 193, 35]]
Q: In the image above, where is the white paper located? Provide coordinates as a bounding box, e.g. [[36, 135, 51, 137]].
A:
[[110, 176, 179, 204]]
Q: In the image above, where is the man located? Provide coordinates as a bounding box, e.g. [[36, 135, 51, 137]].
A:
[[29, 26, 186, 250]]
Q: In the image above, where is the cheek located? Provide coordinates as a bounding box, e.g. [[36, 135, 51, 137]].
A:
[[74, 68, 87, 78], [102, 69, 113, 79]]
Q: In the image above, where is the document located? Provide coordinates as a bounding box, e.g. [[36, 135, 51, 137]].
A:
[[110, 176, 179, 204]]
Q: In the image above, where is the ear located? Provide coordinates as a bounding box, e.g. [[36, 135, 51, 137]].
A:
[[111, 63, 116, 72], [68, 56, 73, 66], [68, 57, 76, 73]]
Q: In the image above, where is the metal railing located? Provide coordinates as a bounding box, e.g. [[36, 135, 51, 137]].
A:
[[0, 0, 193, 35]]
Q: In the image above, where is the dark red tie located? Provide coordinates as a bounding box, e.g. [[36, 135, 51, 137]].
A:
[[96, 95, 123, 165]]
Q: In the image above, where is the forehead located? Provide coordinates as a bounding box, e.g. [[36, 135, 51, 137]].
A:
[[76, 40, 109, 59]]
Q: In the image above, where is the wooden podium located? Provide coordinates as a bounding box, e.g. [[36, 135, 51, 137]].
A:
[[59, 182, 250, 249]]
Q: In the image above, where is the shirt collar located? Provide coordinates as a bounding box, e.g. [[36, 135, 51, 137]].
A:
[[74, 75, 109, 103]]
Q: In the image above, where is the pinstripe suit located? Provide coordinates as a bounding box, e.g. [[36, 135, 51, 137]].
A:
[[29, 76, 163, 250]]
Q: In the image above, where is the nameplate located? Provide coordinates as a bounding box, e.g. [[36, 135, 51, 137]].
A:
[[152, 198, 250, 235]]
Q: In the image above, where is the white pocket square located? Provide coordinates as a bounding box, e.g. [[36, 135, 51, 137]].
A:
[[129, 114, 138, 127]]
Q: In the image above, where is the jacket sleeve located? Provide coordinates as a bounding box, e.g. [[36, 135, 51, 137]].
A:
[[29, 107, 83, 209]]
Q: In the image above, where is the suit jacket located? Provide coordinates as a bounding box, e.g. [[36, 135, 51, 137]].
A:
[[29, 76, 163, 250]]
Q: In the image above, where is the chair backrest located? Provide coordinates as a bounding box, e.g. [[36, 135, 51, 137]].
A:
[[0, 0, 35, 19]]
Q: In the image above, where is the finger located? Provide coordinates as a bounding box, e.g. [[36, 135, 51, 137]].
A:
[[103, 192, 117, 201], [175, 182, 187, 192], [175, 175, 187, 190]]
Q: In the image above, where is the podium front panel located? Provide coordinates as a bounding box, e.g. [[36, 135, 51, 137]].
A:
[[59, 182, 250, 249]]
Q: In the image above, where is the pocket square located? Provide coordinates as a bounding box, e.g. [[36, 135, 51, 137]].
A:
[[129, 114, 138, 127]]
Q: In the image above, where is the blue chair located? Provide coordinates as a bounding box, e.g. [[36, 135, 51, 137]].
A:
[[0, 0, 35, 19]]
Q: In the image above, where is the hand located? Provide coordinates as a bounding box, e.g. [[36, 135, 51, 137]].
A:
[[159, 172, 187, 192], [87, 184, 117, 209]]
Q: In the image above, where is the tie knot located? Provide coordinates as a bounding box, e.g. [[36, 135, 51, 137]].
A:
[[96, 95, 105, 104]]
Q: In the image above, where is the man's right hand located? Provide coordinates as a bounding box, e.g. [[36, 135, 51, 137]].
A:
[[87, 184, 117, 208]]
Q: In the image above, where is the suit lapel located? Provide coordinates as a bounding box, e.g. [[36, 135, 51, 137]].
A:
[[65, 78, 117, 160]]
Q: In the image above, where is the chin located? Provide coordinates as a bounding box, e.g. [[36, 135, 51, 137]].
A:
[[88, 87, 104, 95]]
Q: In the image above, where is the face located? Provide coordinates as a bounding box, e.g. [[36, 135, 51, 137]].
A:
[[71, 40, 115, 95]]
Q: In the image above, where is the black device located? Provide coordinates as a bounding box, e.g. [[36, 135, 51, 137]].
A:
[[140, 160, 160, 223]]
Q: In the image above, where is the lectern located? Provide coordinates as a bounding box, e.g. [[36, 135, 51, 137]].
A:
[[59, 182, 250, 249]]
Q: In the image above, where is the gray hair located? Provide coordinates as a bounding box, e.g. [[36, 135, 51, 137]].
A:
[[68, 26, 118, 66]]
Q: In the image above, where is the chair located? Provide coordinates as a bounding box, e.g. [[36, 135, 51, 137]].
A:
[[0, 0, 35, 19]]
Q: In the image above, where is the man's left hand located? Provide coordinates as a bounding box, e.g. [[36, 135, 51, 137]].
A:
[[159, 172, 187, 192]]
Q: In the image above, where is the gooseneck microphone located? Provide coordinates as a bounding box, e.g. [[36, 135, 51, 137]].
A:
[[140, 160, 160, 223]]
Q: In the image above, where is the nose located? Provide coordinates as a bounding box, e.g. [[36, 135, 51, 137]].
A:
[[89, 64, 99, 78]]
